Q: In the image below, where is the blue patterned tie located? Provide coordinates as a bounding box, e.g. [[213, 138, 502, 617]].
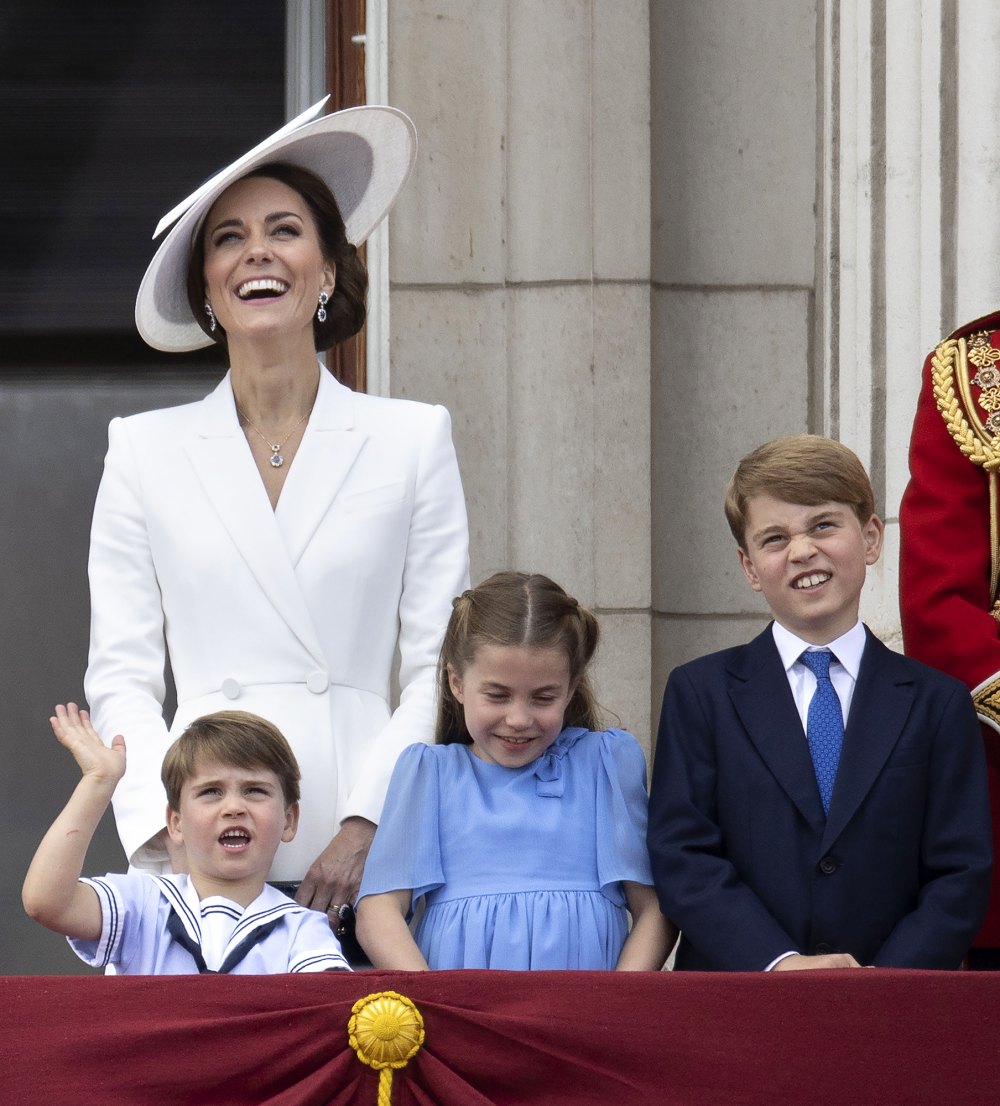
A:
[[799, 650, 844, 814]]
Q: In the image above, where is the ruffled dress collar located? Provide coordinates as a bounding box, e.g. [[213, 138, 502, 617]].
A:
[[532, 727, 588, 797]]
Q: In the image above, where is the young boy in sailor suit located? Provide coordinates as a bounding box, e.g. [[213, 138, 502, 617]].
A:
[[648, 435, 992, 971], [23, 706, 349, 974]]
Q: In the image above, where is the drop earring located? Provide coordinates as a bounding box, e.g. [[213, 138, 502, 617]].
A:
[[204, 302, 217, 332], [317, 291, 329, 324]]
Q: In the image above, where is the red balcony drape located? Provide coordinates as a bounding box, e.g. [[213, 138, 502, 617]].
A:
[[1, 969, 998, 1104]]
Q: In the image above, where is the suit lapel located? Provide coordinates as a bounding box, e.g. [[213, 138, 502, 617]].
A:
[[275, 368, 368, 566], [728, 627, 827, 836], [822, 630, 914, 850], [182, 375, 327, 664]]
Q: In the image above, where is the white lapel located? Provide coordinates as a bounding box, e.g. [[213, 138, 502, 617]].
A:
[[156, 876, 299, 969], [227, 884, 301, 946], [274, 367, 368, 566], [155, 874, 203, 944], [182, 374, 327, 665]]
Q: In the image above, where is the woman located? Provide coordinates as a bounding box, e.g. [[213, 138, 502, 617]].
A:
[[84, 100, 470, 918]]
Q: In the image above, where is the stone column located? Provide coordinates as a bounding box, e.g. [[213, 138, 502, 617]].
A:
[[821, 0, 1000, 645], [954, 0, 1000, 324], [387, 0, 654, 748], [650, 0, 817, 723]]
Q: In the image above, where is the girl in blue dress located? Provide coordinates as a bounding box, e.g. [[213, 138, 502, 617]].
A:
[[355, 572, 676, 970]]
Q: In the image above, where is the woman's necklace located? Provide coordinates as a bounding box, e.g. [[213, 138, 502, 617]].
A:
[[237, 406, 310, 469]]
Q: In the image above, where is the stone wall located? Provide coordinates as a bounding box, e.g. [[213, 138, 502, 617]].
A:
[[387, 0, 655, 747]]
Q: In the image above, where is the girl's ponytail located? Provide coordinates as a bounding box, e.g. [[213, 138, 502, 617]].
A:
[[435, 589, 476, 744]]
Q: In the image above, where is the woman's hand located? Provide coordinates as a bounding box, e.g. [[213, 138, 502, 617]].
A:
[[296, 816, 376, 916]]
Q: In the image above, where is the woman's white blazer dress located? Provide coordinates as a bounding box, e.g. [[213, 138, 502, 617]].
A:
[[85, 367, 470, 879]]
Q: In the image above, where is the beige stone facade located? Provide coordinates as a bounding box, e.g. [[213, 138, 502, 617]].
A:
[[386, 0, 656, 747], [372, 0, 1000, 756], [8, 0, 1000, 975], [380, 0, 823, 755]]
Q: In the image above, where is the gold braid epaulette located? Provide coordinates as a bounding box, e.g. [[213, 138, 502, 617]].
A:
[[974, 676, 1000, 729], [931, 337, 1000, 472], [931, 334, 1000, 617]]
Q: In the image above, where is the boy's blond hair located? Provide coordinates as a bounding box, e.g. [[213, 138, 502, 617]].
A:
[[724, 434, 877, 549], [161, 710, 301, 811]]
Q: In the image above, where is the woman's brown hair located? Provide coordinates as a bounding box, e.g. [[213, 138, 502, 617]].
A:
[[186, 161, 368, 352]]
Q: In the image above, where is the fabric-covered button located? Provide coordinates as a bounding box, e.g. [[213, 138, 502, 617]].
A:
[[306, 670, 329, 694], [221, 678, 241, 700], [818, 855, 839, 875]]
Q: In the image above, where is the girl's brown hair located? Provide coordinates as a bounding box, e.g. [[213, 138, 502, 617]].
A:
[[436, 572, 601, 745]]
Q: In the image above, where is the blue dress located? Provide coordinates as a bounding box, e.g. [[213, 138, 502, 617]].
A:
[[357, 727, 654, 970]]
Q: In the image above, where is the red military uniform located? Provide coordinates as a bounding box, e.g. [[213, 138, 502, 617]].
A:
[[900, 310, 1000, 949]]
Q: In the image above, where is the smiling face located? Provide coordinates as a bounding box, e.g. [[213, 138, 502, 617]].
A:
[[200, 175, 335, 356], [167, 756, 298, 905], [737, 495, 884, 645], [448, 644, 578, 768]]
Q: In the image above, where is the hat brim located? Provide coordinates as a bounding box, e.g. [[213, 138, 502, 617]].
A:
[[135, 101, 417, 353]]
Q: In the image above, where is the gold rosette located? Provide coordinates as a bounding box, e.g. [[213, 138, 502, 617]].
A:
[[348, 991, 425, 1105]]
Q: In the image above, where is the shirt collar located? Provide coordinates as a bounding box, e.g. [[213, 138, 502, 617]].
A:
[[771, 619, 866, 681], [153, 874, 302, 944]]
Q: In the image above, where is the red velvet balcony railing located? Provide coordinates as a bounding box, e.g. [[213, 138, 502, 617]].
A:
[[1, 969, 998, 1104]]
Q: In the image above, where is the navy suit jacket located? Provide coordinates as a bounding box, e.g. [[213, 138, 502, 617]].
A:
[[647, 625, 993, 970]]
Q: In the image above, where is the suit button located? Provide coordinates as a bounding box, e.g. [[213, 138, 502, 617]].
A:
[[306, 670, 329, 694], [815, 942, 833, 955], [818, 855, 839, 875], [221, 678, 241, 700]]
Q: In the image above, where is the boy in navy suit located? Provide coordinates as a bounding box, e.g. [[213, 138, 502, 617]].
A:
[[648, 435, 992, 970]]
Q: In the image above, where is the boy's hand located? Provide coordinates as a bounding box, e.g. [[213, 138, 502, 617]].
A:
[[773, 952, 862, 970], [50, 703, 125, 785], [24, 703, 123, 942]]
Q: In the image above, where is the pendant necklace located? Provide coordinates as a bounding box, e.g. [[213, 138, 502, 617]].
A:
[[237, 406, 310, 469]]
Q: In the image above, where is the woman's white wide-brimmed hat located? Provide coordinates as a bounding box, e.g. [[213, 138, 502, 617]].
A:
[[135, 97, 417, 352]]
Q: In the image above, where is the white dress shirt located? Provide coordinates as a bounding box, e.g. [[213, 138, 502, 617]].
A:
[[764, 618, 866, 970], [771, 618, 867, 730]]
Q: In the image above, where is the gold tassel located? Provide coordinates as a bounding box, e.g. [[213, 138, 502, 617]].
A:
[[348, 990, 425, 1105]]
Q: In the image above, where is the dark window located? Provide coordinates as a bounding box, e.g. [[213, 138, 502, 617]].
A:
[[0, 0, 285, 365]]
